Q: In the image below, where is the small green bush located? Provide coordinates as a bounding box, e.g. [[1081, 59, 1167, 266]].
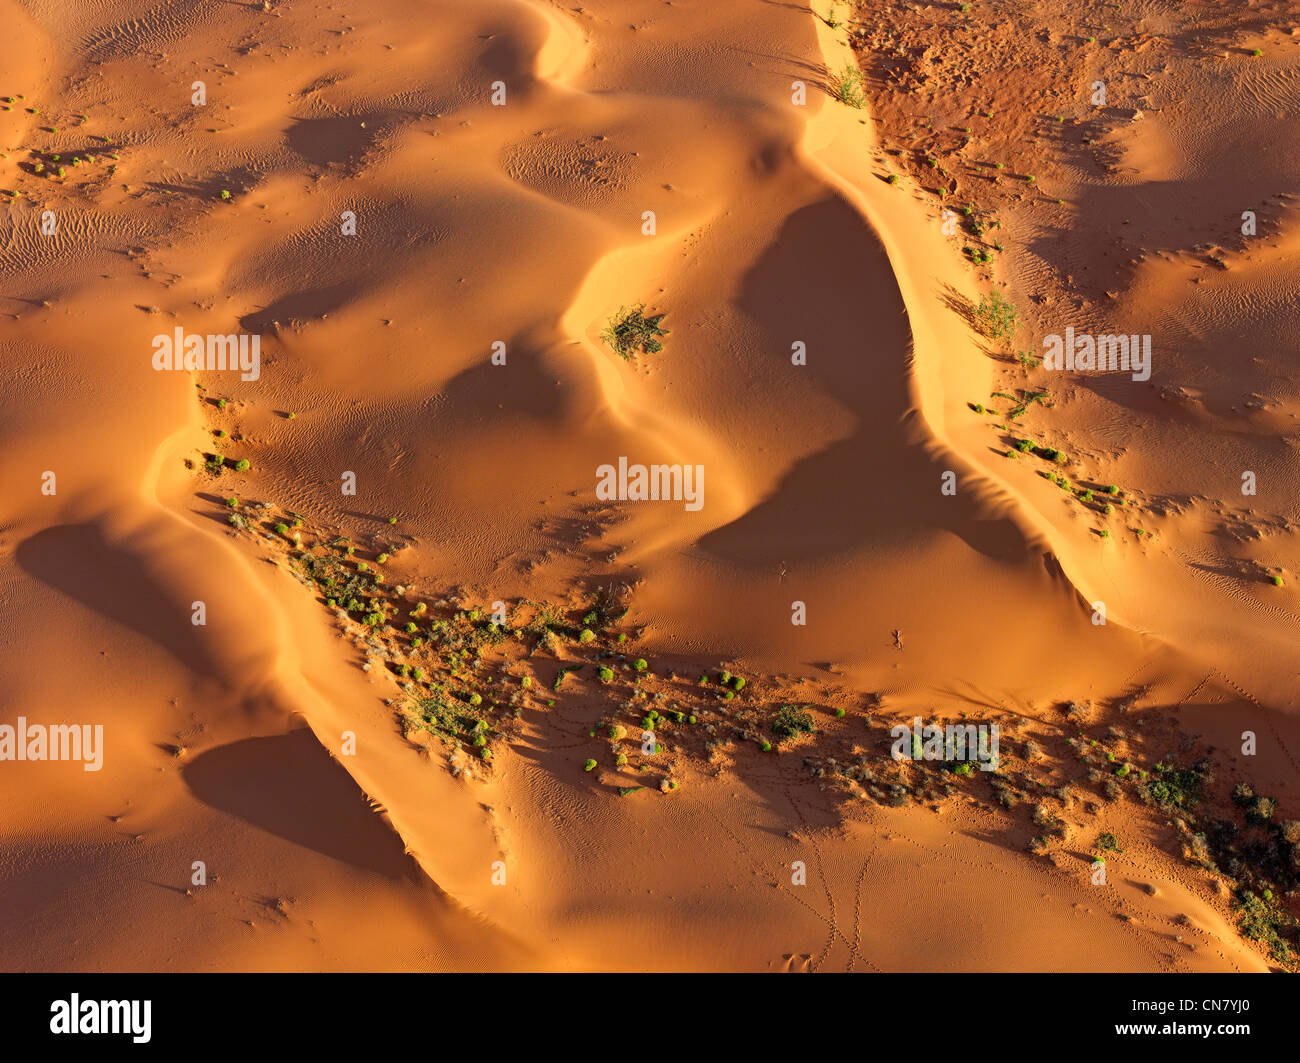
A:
[[601, 305, 669, 359], [828, 65, 866, 108], [771, 705, 815, 740], [973, 290, 1018, 343]]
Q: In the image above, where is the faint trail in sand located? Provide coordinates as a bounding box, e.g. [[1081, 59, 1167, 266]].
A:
[[695, 797, 878, 970]]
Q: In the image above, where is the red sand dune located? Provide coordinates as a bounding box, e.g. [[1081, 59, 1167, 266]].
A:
[[1, 0, 1297, 972]]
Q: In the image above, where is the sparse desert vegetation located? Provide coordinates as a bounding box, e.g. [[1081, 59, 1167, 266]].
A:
[[600, 304, 669, 359]]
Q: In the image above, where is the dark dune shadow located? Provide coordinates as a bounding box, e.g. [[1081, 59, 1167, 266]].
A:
[[434, 326, 573, 421], [478, 32, 542, 81], [239, 281, 357, 332], [697, 195, 1032, 567], [182, 727, 425, 883], [15, 522, 224, 679], [284, 115, 384, 169]]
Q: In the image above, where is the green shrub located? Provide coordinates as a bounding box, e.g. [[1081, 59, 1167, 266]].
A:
[[1235, 891, 1295, 963], [583, 758, 597, 772], [973, 290, 1018, 343], [828, 65, 866, 108], [601, 305, 669, 358], [771, 705, 815, 740]]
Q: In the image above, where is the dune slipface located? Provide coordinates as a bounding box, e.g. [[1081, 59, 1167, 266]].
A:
[[0, 0, 1297, 983]]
